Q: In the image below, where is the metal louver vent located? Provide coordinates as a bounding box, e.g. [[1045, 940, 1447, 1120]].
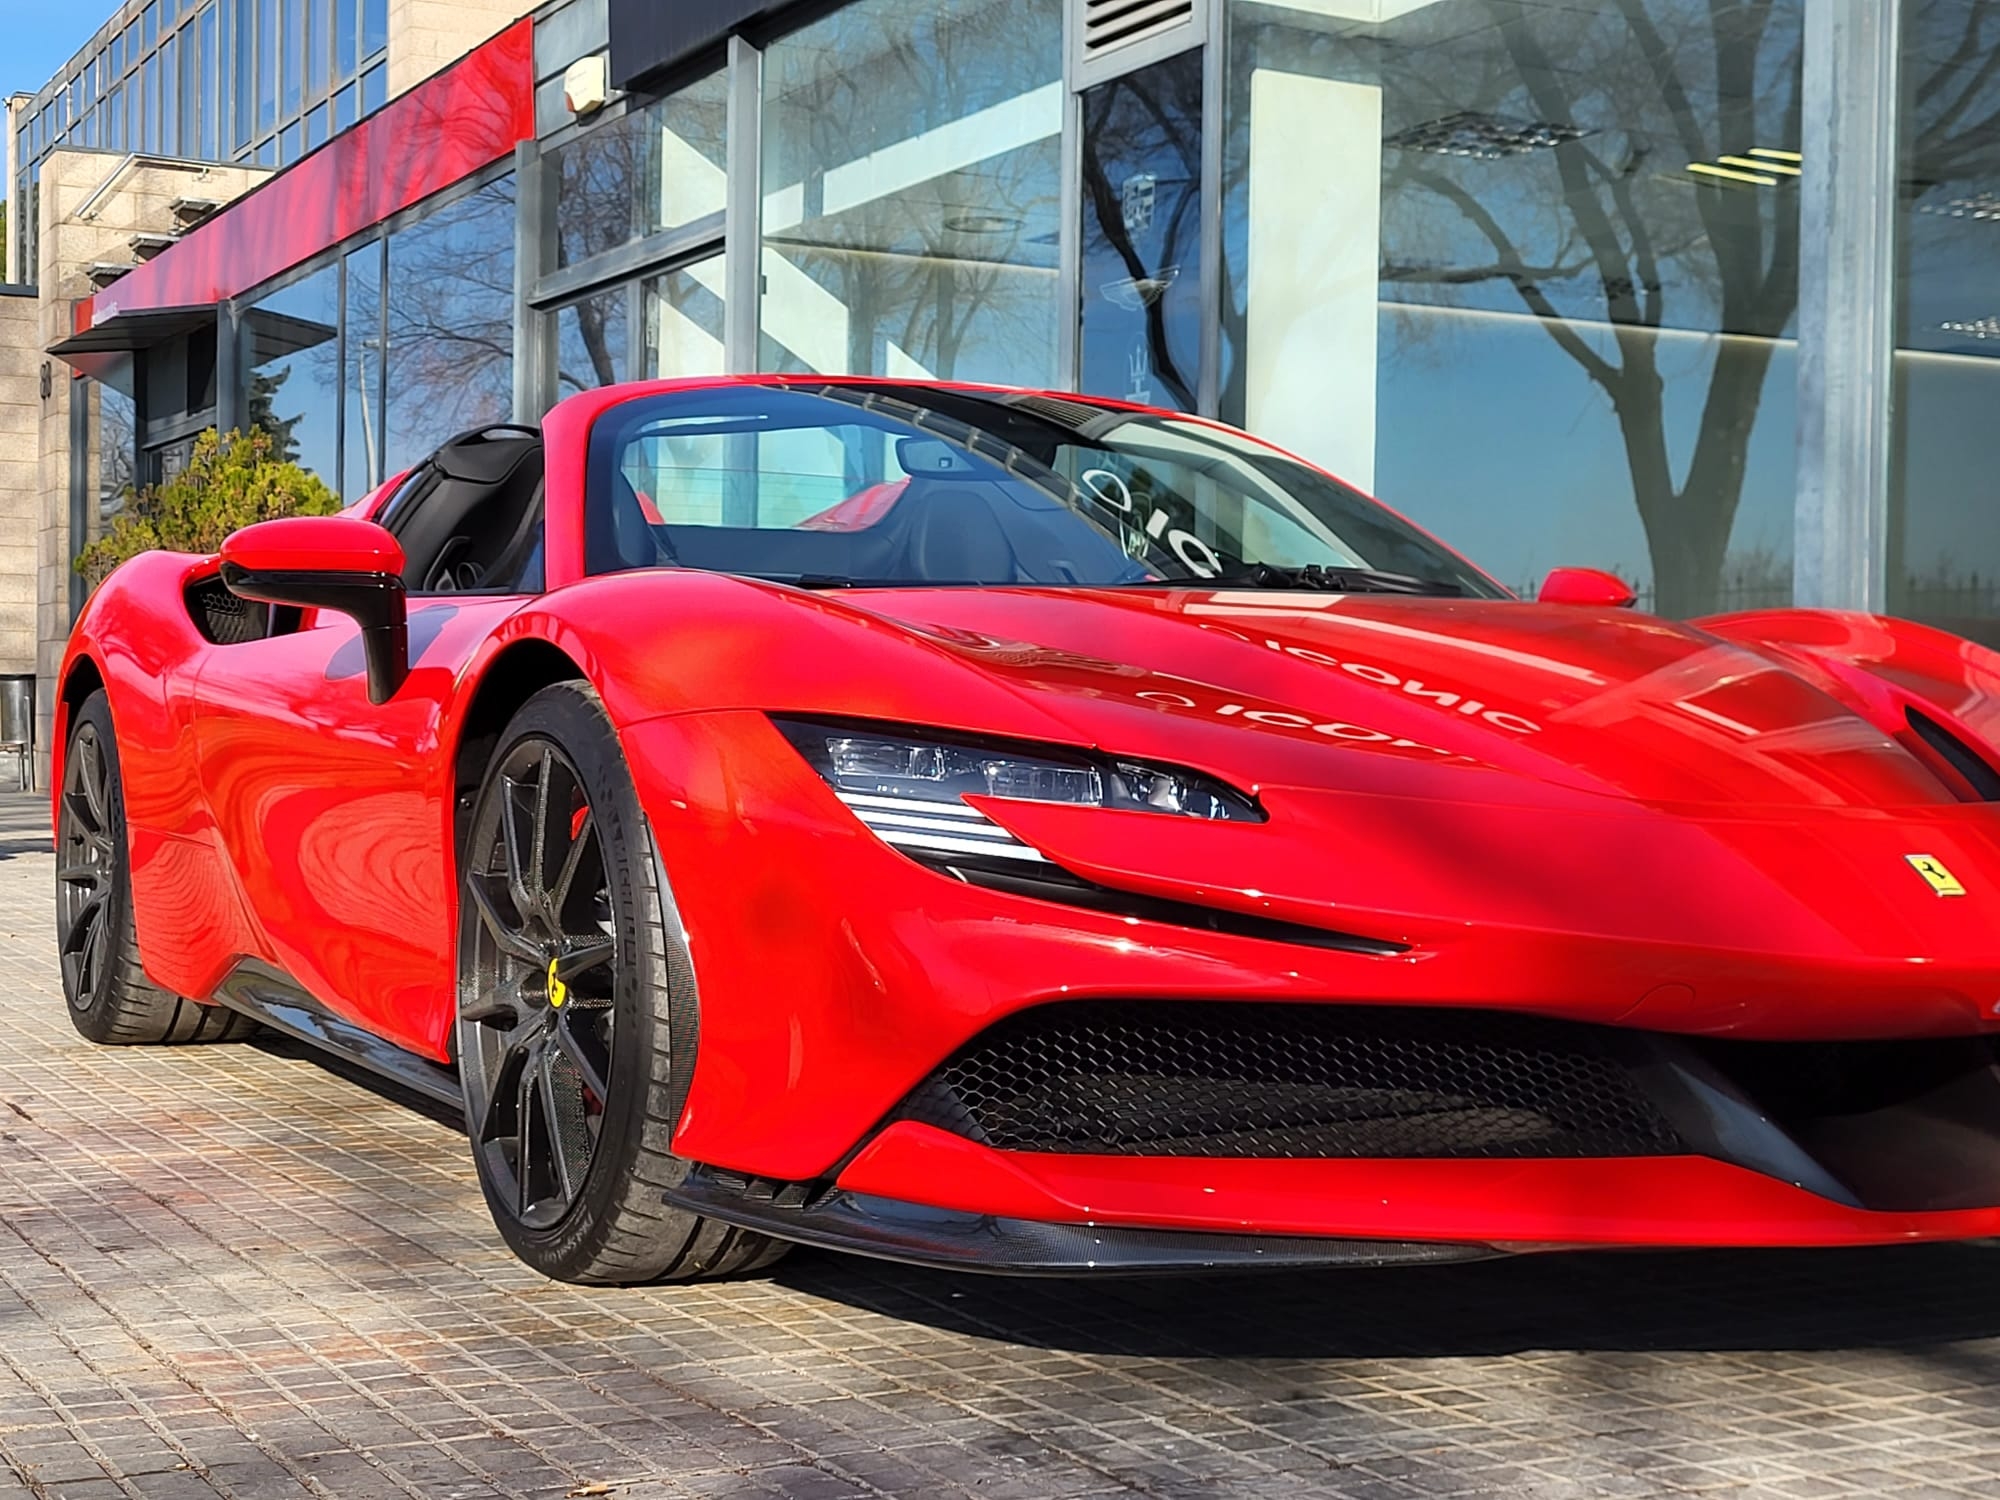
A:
[[1084, 0, 1196, 58]]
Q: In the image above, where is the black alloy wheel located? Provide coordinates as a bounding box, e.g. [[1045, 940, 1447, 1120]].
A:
[[459, 737, 618, 1229], [56, 691, 255, 1045], [455, 682, 785, 1283], [57, 719, 117, 1013]]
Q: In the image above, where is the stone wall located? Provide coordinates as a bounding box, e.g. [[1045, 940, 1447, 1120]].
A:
[[0, 287, 39, 789], [29, 151, 270, 787], [388, 0, 537, 98]]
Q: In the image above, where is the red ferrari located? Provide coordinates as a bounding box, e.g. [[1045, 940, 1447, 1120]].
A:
[[54, 377, 2000, 1282]]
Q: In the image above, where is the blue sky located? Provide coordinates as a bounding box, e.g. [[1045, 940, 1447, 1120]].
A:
[[1, 0, 106, 216], [0, 1, 99, 104]]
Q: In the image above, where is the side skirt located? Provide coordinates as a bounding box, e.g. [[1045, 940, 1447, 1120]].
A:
[[667, 1166, 1497, 1277], [211, 960, 464, 1110]]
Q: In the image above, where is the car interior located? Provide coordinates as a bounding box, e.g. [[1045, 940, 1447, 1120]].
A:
[[590, 432, 1148, 587], [381, 425, 547, 595]]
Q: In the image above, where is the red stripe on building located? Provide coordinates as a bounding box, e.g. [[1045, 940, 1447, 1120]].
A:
[[79, 18, 535, 334]]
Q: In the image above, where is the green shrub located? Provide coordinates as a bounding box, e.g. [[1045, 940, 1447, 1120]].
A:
[[75, 427, 340, 590]]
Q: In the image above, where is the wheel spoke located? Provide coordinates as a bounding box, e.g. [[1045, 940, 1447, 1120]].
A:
[[552, 940, 613, 984], [459, 997, 522, 1027], [549, 808, 594, 915], [463, 874, 542, 963], [498, 775, 537, 922], [61, 891, 107, 955], [553, 1018, 610, 1106], [537, 1049, 579, 1205], [72, 906, 105, 1001], [530, 748, 555, 914], [55, 863, 104, 887], [515, 1047, 540, 1218], [75, 736, 108, 831]]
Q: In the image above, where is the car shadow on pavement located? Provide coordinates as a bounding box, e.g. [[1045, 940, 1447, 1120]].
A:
[[774, 1239, 2000, 1360], [256, 1034, 2000, 1364]]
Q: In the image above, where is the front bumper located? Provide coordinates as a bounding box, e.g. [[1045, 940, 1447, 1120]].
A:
[[668, 1124, 2000, 1274], [623, 710, 2000, 1257]]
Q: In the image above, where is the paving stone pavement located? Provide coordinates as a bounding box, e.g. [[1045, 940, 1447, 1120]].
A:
[[3, 792, 2000, 1498]]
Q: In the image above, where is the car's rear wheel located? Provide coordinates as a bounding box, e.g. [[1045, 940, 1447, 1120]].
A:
[[456, 681, 787, 1284], [57, 691, 257, 1045]]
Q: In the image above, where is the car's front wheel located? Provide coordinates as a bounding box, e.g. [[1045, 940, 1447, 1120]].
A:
[[456, 681, 786, 1284]]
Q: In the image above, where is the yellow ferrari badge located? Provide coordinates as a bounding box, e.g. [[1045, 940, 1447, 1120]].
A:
[[546, 957, 569, 1008], [1906, 854, 1968, 898]]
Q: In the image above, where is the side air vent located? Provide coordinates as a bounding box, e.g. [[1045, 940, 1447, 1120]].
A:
[[1084, 0, 1196, 59], [184, 575, 269, 645], [1906, 706, 2000, 801]]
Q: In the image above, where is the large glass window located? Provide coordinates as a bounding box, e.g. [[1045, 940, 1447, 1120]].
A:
[[1892, 1, 2000, 649], [307, 0, 328, 98], [94, 363, 140, 549], [383, 176, 518, 471], [245, 262, 342, 490], [644, 256, 727, 381], [343, 238, 385, 497], [1222, 0, 1804, 618], [257, 0, 278, 134], [555, 288, 631, 396], [758, 0, 1063, 385], [1079, 48, 1204, 413], [282, 0, 304, 116], [548, 73, 728, 271]]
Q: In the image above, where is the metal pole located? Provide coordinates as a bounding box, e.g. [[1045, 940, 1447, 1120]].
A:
[[1794, 0, 1902, 612], [1056, 0, 1083, 392], [723, 34, 764, 376]]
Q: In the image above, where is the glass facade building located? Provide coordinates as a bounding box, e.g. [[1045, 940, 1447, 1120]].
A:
[[11, 0, 390, 275], [35, 0, 2000, 651]]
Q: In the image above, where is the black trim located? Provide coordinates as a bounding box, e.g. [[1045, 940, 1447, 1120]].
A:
[[665, 1168, 1496, 1276], [1907, 706, 2000, 801], [946, 862, 1408, 957], [609, 0, 787, 90], [220, 562, 408, 703], [211, 960, 462, 1109]]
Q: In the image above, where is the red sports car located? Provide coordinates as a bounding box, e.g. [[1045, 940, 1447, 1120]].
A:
[[54, 377, 2000, 1282]]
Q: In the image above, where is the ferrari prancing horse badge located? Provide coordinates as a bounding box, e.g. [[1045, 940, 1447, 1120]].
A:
[[1906, 854, 1968, 898]]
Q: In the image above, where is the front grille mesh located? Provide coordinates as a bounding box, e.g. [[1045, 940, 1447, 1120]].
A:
[[898, 1002, 1686, 1159]]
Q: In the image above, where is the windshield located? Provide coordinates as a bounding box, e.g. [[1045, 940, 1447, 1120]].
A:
[[585, 382, 1504, 596]]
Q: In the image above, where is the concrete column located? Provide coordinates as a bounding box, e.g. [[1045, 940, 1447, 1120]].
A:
[[1794, 0, 1902, 612]]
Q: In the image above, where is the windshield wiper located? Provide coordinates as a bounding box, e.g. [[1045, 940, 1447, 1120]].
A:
[[1122, 562, 1465, 597]]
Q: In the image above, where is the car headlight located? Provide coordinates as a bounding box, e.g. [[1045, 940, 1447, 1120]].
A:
[[774, 718, 1261, 870]]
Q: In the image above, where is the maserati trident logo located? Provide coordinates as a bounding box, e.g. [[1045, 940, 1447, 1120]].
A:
[[1906, 854, 1968, 898]]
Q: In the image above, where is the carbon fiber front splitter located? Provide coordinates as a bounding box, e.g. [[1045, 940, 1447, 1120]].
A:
[[665, 1168, 1496, 1276]]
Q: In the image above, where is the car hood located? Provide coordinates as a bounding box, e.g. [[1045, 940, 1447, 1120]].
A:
[[833, 586, 1968, 811]]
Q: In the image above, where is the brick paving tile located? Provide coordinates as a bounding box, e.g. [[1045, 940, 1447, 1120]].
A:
[[4, 791, 2000, 1497]]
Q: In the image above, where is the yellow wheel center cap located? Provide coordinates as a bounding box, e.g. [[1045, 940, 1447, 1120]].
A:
[[546, 958, 569, 1009]]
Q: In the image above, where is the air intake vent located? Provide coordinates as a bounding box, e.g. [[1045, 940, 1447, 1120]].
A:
[[897, 1002, 1687, 1160], [1084, 0, 1196, 59], [1906, 706, 2000, 801], [184, 576, 268, 646]]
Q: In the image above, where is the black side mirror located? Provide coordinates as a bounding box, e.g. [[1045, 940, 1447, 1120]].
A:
[[220, 517, 411, 703]]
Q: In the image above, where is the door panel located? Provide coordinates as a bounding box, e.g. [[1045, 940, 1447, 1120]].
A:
[[191, 597, 521, 1059]]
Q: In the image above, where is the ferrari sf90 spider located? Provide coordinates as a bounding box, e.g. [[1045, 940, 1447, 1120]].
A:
[[55, 376, 2000, 1281]]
